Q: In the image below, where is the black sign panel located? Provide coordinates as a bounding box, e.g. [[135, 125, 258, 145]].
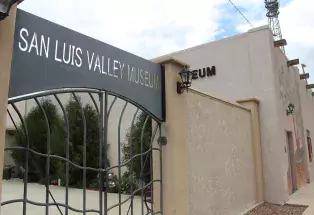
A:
[[10, 9, 164, 120]]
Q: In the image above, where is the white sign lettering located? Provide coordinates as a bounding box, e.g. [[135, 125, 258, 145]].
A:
[[17, 27, 160, 90]]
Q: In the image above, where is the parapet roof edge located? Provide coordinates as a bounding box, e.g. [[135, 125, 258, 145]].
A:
[[151, 25, 271, 62]]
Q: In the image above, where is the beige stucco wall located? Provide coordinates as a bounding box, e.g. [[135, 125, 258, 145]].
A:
[[154, 26, 287, 204], [151, 58, 190, 215], [271, 47, 309, 192], [0, 4, 17, 207], [186, 90, 256, 215], [297, 73, 314, 181]]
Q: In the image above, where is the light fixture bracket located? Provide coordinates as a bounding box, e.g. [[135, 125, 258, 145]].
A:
[[177, 82, 184, 94], [0, 0, 18, 22]]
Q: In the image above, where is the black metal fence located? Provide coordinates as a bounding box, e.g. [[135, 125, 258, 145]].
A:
[[1, 88, 163, 215]]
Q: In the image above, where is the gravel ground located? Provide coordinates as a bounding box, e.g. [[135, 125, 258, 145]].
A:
[[246, 202, 308, 215]]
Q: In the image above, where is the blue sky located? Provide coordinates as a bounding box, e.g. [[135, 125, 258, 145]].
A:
[[214, 3, 241, 40], [214, 0, 293, 40], [18, 0, 314, 82]]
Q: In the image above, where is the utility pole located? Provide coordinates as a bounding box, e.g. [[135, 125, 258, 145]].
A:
[[265, 0, 285, 53]]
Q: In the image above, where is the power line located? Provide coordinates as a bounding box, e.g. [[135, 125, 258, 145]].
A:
[[227, 0, 254, 28]]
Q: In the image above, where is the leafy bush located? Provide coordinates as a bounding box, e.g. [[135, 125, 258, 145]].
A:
[[119, 171, 139, 195]]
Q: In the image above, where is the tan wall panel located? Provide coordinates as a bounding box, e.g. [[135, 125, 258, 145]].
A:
[[187, 90, 256, 215], [0, 5, 17, 204]]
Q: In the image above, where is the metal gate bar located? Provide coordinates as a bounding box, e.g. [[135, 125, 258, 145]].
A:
[[72, 93, 87, 215], [54, 94, 70, 215], [118, 102, 128, 215], [141, 115, 150, 215], [98, 93, 104, 215], [12, 102, 30, 215], [7, 107, 64, 215], [34, 98, 51, 215], [129, 108, 139, 215], [2, 88, 163, 215]]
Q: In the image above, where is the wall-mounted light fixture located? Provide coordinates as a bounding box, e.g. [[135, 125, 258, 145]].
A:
[[286, 103, 295, 116], [177, 66, 193, 94], [0, 0, 18, 22]]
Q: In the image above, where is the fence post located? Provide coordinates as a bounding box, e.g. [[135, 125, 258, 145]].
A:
[[237, 98, 264, 203], [0, 4, 17, 208], [152, 58, 190, 215]]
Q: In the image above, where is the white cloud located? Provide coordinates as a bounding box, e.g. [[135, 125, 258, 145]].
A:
[[280, 0, 314, 72], [17, 0, 314, 83], [18, 0, 225, 59]]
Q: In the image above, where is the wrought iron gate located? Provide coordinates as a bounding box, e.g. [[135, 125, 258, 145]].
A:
[[2, 88, 163, 215]]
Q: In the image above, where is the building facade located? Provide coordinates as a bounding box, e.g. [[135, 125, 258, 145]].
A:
[[4, 24, 314, 209], [154, 25, 314, 204]]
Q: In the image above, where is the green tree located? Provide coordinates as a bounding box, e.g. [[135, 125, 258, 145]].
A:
[[11, 99, 66, 183], [11, 96, 109, 189], [122, 112, 152, 186], [65, 95, 109, 188]]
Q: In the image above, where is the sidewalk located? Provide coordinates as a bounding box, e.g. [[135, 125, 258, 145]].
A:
[[287, 182, 314, 215]]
